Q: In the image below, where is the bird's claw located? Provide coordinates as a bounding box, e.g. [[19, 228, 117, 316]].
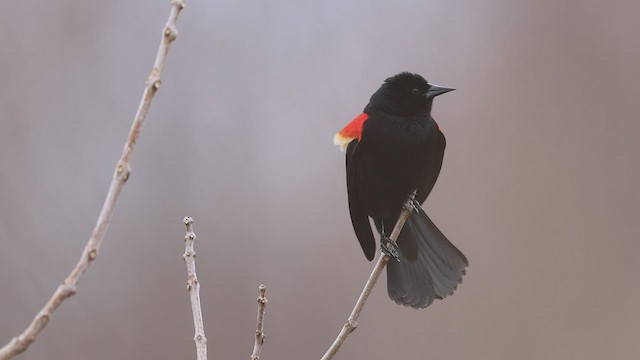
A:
[[381, 235, 400, 262], [403, 190, 420, 212]]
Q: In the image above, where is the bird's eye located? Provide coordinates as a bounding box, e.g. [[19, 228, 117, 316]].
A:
[[411, 88, 420, 95]]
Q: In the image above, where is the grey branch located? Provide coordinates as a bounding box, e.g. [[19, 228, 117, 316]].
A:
[[250, 284, 268, 360], [0, 1, 187, 359], [183, 217, 208, 360], [320, 197, 415, 360]]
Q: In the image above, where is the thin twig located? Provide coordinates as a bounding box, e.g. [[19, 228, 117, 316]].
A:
[[250, 284, 268, 360], [321, 197, 415, 360], [183, 217, 208, 360], [0, 2, 187, 359]]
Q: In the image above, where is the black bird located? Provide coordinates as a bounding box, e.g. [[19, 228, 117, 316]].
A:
[[334, 72, 468, 309]]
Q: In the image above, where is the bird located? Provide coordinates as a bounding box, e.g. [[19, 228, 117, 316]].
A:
[[333, 72, 468, 309]]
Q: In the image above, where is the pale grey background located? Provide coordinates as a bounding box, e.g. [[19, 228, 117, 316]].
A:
[[1, 1, 639, 359]]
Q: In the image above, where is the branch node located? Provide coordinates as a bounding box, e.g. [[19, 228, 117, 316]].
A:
[[60, 283, 77, 298], [147, 68, 162, 90], [346, 319, 358, 330], [116, 163, 131, 182], [37, 314, 50, 327], [172, 0, 186, 9], [164, 25, 178, 42]]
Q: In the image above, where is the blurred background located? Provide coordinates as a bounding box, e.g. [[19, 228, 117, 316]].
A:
[[1, 0, 639, 359]]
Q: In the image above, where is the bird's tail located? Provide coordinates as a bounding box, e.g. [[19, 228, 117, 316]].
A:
[[386, 205, 468, 309]]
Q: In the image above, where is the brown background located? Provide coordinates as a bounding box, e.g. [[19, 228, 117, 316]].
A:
[[1, 1, 639, 359]]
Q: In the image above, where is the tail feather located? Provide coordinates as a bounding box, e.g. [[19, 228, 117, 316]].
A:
[[387, 206, 468, 309], [388, 251, 436, 308], [405, 253, 434, 306]]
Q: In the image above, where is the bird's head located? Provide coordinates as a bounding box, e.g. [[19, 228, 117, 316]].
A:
[[368, 72, 454, 116]]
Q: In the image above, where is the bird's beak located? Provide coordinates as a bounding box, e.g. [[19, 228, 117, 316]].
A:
[[426, 84, 455, 99]]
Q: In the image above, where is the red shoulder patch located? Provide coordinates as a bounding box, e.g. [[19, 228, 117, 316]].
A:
[[333, 113, 369, 151]]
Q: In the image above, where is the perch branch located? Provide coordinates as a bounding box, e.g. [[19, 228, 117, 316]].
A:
[[183, 217, 207, 360], [0, 1, 187, 359], [320, 197, 415, 360], [250, 284, 268, 360]]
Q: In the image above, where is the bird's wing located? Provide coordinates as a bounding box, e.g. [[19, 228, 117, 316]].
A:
[[335, 113, 375, 261], [416, 124, 446, 204], [346, 140, 376, 261]]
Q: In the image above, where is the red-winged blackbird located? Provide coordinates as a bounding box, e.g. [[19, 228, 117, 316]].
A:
[[334, 72, 468, 309]]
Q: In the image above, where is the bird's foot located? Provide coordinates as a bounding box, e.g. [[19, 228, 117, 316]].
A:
[[403, 190, 420, 212], [381, 235, 400, 262]]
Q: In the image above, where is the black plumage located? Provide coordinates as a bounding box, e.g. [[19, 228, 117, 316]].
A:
[[339, 72, 468, 308]]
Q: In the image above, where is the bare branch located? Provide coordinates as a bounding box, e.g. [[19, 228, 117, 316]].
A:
[[183, 217, 208, 360], [250, 284, 268, 360], [321, 198, 415, 360], [0, 2, 187, 359]]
